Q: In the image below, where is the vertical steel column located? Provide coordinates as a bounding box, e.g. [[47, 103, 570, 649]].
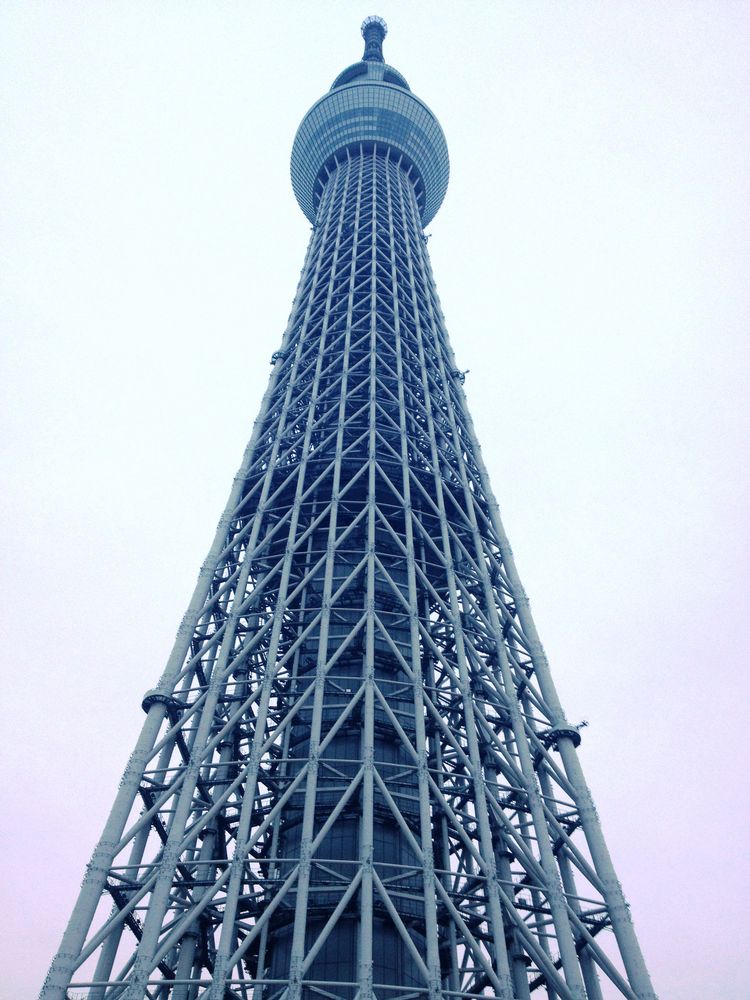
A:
[[397, 178, 515, 998], [284, 150, 360, 1000], [208, 163, 351, 999], [411, 202, 588, 1000], [41, 327, 292, 998], [432, 289, 658, 996], [358, 143, 378, 1000], [386, 154, 442, 1000]]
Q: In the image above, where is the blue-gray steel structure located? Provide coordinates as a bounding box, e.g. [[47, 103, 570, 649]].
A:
[[42, 17, 656, 1000], [290, 26, 449, 228]]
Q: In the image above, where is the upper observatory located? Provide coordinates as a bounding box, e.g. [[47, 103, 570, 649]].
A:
[[290, 16, 450, 227]]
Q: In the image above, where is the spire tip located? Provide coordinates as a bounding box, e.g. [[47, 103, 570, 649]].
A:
[[361, 15, 387, 62]]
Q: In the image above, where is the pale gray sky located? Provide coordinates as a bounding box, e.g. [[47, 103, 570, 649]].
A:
[[2, 3, 749, 998]]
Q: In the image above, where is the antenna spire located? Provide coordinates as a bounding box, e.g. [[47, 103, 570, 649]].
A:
[[361, 15, 387, 62]]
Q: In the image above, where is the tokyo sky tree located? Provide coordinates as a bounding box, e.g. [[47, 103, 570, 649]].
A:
[[43, 17, 656, 1000]]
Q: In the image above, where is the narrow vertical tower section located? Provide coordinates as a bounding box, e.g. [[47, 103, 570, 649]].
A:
[[42, 17, 656, 1000]]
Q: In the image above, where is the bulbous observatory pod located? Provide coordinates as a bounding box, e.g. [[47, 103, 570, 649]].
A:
[[41, 16, 656, 1000], [291, 16, 449, 226]]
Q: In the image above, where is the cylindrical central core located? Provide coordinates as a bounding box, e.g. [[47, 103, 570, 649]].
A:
[[261, 147, 434, 998]]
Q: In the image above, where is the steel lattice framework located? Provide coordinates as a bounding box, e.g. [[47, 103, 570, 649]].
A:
[[42, 17, 656, 1000]]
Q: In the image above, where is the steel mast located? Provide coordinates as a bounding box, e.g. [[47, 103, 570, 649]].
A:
[[42, 16, 656, 1000]]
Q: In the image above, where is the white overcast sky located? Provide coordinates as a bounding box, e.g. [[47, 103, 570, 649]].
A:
[[2, 2, 749, 998]]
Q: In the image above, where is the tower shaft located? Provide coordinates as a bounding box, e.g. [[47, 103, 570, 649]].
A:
[[42, 19, 656, 1000]]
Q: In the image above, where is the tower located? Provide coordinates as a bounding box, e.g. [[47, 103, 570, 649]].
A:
[[42, 16, 656, 1000]]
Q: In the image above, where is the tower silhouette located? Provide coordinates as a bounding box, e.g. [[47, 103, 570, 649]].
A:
[[43, 17, 656, 1000]]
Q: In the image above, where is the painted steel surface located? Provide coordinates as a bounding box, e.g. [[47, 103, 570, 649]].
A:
[[41, 18, 656, 1000]]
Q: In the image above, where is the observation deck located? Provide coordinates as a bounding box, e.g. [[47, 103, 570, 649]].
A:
[[290, 16, 450, 227]]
